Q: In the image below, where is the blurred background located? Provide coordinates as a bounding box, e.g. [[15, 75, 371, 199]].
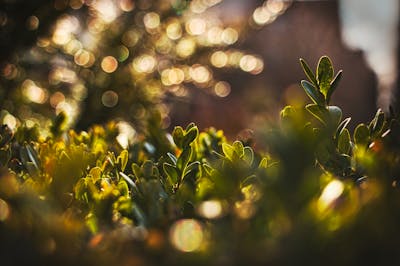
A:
[[0, 0, 398, 140]]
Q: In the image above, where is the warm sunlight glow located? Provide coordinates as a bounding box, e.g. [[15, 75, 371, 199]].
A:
[[0, 199, 10, 221], [197, 200, 223, 219], [22, 79, 48, 104], [318, 180, 344, 212], [170, 219, 204, 252]]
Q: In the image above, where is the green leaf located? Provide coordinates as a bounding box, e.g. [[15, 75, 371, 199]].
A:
[[243, 146, 254, 165], [338, 128, 351, 154], [299, 58, 318, 86], [306, 104, 328, 124], [172, 126, 184, 148], [74, 178, 87, 201], [131, 163, 141, 179], [182, 126, 199, 147], [222, 143, 234, 161], [119, 172, 138, 193], [327, 70, 342, 104], [118, 180, 129, 196], [85, 213, 98, 234], [117, 150, 129, 171], [167, 152, 177, 165], [142, 160, 154, 178], [177, 146, 192, 171], [232, 141, 244, 159], [336, 117, 351, 141], [163, 163, 179, 185], [259, 157, 268, 168], [301, 80, 325, 106], [317, 56, 334, 97], [89, 167, 102, 181], [354, 123, 370, 145], [327, 106, 342, 126], [185, 122, 196, 131], [369, 109, 385, 136]]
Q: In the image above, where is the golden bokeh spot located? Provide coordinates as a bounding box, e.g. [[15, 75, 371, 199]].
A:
[[166, 20, 182, 40], [210, 51, 228, 68], [240, 55, 264, 74], [118, 0, 135, 12], [190, 65, 212, 83], [65, 40, 82, 55], [50, 92, 66, 108], [101, 56, 118, 73], [267, 0, 286, 14], [3, 114, 17, 130], [102, 90, 119, 107], [22, 79, 48, 104], [253, 7, 272, 26], [133, 55, 156, 74], [143, 12, 160, 30], [176, 38, 196, 58], [214, 81, 231, 97], [207, 26, 223, 45], [74, 49, 90, 66], [186, 18, 206, 35], [221, 27, 238, 45], [169, 219, 204, 252], [161, 68, 185, 86]]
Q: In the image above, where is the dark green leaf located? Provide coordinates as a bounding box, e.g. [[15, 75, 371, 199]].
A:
[[354, 123, 370, 145], [177, 146, 192, 171], [182, 126, 199, 147], [172, 126, 184, 148], [306, 104, 328, 124], [338, 128, 351, 154], [131, 163, 141, 179], [118, 180, 129, 196], [299, 58, 318, 86], [369, 109, 385, 136], [163, 163, 179, 184], [167, 152, 177, 165], [327, 106, 342, 126], [336, 117, 351, 141], [301, 80, 325, 106], [243, 146, 254, 165], [327, 70, 342, 104]]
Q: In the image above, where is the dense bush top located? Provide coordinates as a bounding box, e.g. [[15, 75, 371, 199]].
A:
[[1, 57, 400, 266]]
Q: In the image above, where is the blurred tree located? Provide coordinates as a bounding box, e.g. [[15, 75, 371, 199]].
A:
[[0, 0, 272, 136]]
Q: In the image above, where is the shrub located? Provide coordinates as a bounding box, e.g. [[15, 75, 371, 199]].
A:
[[0, 56, 400, 265]]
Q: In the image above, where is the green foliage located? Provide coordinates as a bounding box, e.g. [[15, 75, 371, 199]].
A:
[[1, 56, 400, 265]]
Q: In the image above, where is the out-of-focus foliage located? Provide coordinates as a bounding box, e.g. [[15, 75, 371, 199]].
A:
[[0, 0, 291, 132], [1, 56, 400, 265]]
